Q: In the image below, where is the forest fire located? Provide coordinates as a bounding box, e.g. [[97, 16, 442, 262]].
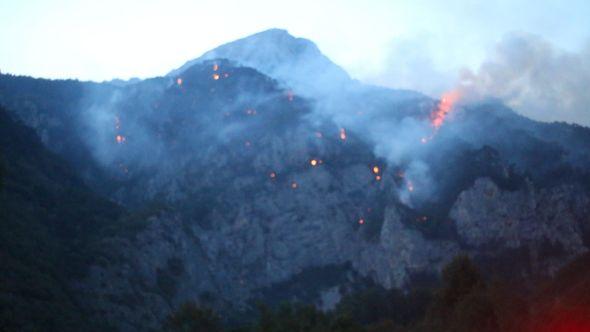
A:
[[339, 128, 347, 140], [431, 90, 461, 129]]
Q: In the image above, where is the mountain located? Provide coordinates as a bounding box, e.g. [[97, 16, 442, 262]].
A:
[[169, 29, 352, 98], [0, 29, 589, 331]]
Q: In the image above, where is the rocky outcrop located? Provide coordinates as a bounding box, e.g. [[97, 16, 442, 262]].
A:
[[450, 178, 589, 275]]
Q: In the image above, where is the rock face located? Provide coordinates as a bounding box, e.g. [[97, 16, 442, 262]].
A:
[[450, 178, 589, 275]]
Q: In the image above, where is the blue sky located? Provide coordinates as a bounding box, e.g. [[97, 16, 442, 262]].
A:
[[1, 0, 589, 89]]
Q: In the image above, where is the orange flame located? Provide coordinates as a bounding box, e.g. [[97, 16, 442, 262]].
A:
[[310, 159, 318, 166], [431, 90, 461, 129], [116, 135, 126, 144], [212, 73, 220, 80], [339, 128, 347, 140], [372, 166, 380, 174]]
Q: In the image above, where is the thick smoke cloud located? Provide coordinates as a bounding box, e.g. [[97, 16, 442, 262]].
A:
[[459, 33, 590, 126]]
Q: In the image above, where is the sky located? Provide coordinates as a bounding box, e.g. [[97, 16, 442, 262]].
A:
[[0, 0, 589, 100]]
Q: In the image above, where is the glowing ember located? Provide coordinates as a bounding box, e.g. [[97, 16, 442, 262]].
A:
[[372, 166, 380, 174], [431, 90, 461, 129], [358, 218, 365, 225], [213, 63, 219, 71], [269, 172, 276, 179], [176, 78, 183, 86], [310, 159, 318, 166], [115, 135, 126, 144], [339, 128, 347, 140], [375, 175, 382, 181], [212, 73, 220, 80], [291, 182, 298, 189]]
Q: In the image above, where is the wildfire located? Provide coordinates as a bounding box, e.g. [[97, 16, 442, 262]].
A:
[[310, 159, 318, 167], [176, 78, 183, 86], [339, 128, 347, 140], [115, 135, 126, 144], [431, 90, 461, 129], [212, 73, 220, 80], [407, 180, 415, 192]]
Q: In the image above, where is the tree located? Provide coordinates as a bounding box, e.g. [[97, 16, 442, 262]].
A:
[[165, 302, 222, 332]]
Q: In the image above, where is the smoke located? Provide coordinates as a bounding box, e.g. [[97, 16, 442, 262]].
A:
[[459, 33, 590, 126]]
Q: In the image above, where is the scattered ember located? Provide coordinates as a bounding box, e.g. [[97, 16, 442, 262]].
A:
[[176, 78, 183, 86], [375, 175, 382, 181], [212, 73, 220, 80], [339, 128, 347, 140], [310, 159, 318, 166], [269, 172, 276, 179], [115, 135, 126, 144], [213, 63, 219, 71], [291, 182, 298, 189], [358, 218, 365, 225], [372, 166, 380, 174]]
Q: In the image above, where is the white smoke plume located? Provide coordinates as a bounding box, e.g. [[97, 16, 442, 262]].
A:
[[459, 33, 590, 126]]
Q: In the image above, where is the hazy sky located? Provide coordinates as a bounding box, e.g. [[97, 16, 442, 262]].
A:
[[1, 0, 589, 91]]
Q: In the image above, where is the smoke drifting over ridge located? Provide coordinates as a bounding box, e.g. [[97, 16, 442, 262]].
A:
[[459, 33, 590, 126], [369, 32, 590, 127]]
